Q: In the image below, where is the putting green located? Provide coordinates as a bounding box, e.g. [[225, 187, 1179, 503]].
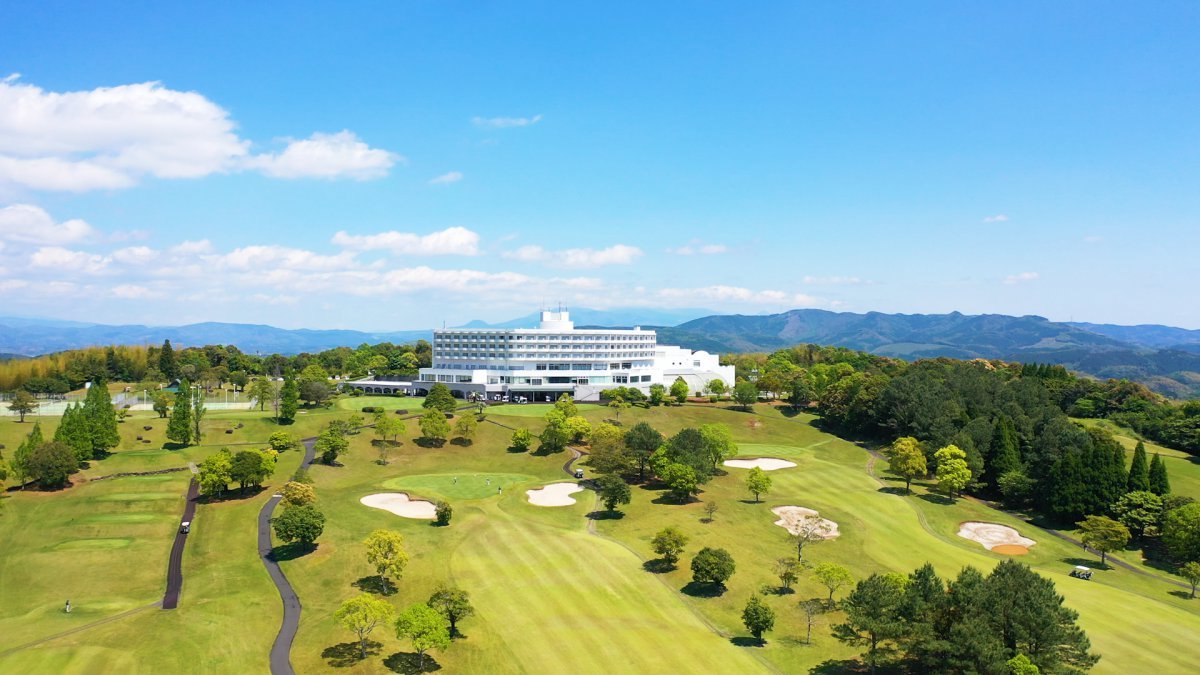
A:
[[79, 514, 159, 524], [382, 473, 535, 500], [53, 538, 134, 551], [93, 492, 179, 502]]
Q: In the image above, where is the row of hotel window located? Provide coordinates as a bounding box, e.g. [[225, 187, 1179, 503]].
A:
[[430, 362, 644, 371], [421, 374, 654, 385], [436, 334, 654, 342]]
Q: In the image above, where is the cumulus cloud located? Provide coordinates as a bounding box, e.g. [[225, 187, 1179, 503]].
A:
[[0, 77, 398, 190], [211, 244, 358, 272], [29, 246, 110, 274], [332, 227, 480, 256], [472, 114, 543, 128], [503, 244, 642, 268], [111, 283, 161, 299], [983, 214, 1009, 223], [1004, 272, 1039, 285], [112, 246, 158, 265], [0, 204, 97, 244], [170, 239, 213, 255], [428, 171, 463, 185], [248, 131, 399, 180]]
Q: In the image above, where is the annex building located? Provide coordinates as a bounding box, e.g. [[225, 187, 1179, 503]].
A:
[[349, 310, 735, 402]]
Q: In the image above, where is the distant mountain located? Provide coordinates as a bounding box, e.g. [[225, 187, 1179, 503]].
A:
[[459, 307, 712, 330], [1067, 322, 1200, 350]]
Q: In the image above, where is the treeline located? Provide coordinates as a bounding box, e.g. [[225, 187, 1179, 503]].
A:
[[0, 339, 431, 394]]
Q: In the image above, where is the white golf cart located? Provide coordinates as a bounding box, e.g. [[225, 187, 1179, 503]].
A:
[[1069, 565, 1092, 580]]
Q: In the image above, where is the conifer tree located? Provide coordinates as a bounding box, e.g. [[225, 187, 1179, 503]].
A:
[[12, 421, 44, 488], [55, 403, 93, 462], [1149, 453, 1170, 496], [988, 417, 1022, 490], [167, 380, 194, 445], [159, 339, 178, 380], [280, 375, 299, 422], [192, 385, 206, 444], [83, 381, 120, 457], [1127, 441, 1150, 492]]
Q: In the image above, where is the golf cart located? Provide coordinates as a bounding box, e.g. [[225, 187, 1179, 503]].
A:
[[574, 468, 584, 479], [1070, 565, 1092, 580], [180, 521, 191, 534]]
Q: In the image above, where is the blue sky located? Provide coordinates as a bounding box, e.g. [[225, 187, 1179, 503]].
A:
[[1, 2, 1197, 329]]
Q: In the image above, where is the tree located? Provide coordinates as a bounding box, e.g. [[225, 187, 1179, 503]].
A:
[[537, 412, 570, 453], [934, 445, 971, 499], [703, 501, 719, 523], [281, 480, 316, 506], [191, 383, 205, 444], [268, 431, 299, 453], [624, 422, 663, 482], [554, 393, 579, 418], [167, 380, 193, 445], [745, 466, 772, 503], [54, 404, 92, 462], [1180, 561, 1200, 599], [423, 383, 457, 413], [509, 427, 533, 452], [648, 383, 666, 406], [273, 504, 326, 547], [152, 391, 171, 418], [670, 377, 689, 404], [1163, 503, 1200, 562], [452, 415, 478, 443], [1112, 490, 1163, 539], [11, 422, 45, 488], [335, 593, 394, 659], [651, 526, 688, 566], [833, 573, 906, 675], [248, 377, 277, 412], [1149, 453, 1170, 495], [279, 376, 299, 422], [741, 595, 775, 645], [800, 599, 823, 645], [659, 462, 698, 502], [419, 409, 450, 444], [790, 514, 834, 562], [315, 425, 349, 464], [428, 584, 475, 637], [26, 441, 78, 489], [707, 379, 727, 400], [814, 561, 854, 607], [563, 415, 591, 444], [587, 422, 632, 475], [1007, 654, 1041, 675], [364, 529, 408, 588], [1077, 515, 1130, 565], [7, 390, 38, 422], [83, 381, 121, 455], [698, 424, 738, 469], [435, 501, 453, 526], [230, 449, 275, 492], [298, 380, 332, 407], [997, 469, 1036, 509], [158, 339, 178, 380], [982, 560, 1097, 672], [732, 380, 758, 410], [394, 604, 450, 671], [774, 557, 802, 592], [608, 397, 632, 423], [1128, 441, 1150, 492], [886, 437, 926, 494], [596, 473, 632, 513], [197, 448, 233, 497], [690, 547, 735, 587]]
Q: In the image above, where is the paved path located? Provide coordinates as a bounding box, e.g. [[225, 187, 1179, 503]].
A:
[[161, 477, 199, 610], [259, 435, 317, 675]]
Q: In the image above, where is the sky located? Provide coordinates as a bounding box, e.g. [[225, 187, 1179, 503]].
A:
[[0, 1, 1197, 330]]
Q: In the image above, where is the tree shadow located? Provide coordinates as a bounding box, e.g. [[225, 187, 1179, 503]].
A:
[[270, 542, 318, 562], [1170, 589, 1196, 600], [681, 581, 726, 598], [352, 575, 397, 596], [1062, 556, 1109, 570], [586, 510, 625, 521], [772, 586, 797, 596], [917, 493, 954, 506], [643, 558, 676, 574], [876, 486, 909, 496], [739, 498, 763, 505], [731, 636, 766, 647], [414, 438, 446, 449], [383, 652, 442, 674], [321, 640, 381, 667], [163, 442, 189, 451], [809, 658, 871, 674], [449, 438, 473, 446], [651, 494, 695, 505]]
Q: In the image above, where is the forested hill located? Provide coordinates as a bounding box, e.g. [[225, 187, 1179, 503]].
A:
[[652, 310, 1200, 398]]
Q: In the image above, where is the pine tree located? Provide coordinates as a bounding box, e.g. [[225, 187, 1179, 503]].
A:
[[12, 421, 44, 488], [167, 380, 194, 445], [55, 403, 93, 462], [1127, 441, 1150, 492], [987, 417, 1022, 491], [83, 381, 120, 457], [280, 376, 299, 422], [1149, 453, 1170, 496], [192, 385, 206, 444], [159, 339, 178, 380]]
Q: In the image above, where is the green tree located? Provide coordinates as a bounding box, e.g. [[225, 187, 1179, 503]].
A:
[[272, 504, 326, 548], [315, 424, 350, 464], [27, 440, 78, 489], [814, 561, 854, 607], [435, 501, 453, 526], [745, 466, 772, 502], [982, 560, 1097, 672], [553, 393, 579, 418], [452, 415, 478, 443], [1007, 653, 1041, 675], [537, 411, 570, 453], [987, 416, 1023, 489], [997, 469, 1036, 509], [166, 380, 193, 445], [596, 473, 632, 513], [934, 445, 972, 499], [197, 448, 233, 497], [651, 526, 688, 566], [191, 383, 206, 444], [1077, 515, 1130, 565], [1149, 453, 1170, 496], [707, 379, 727, 400], [742, 595, 776, 645], [152, 391, 171, 418], [832, 573, 906, 675], [563, 415, 591, 444], [298, 380, 331, 407], [83, 382, 120, 456], [607, 397, 632, 422], [428, 584, 475, 637], [691, 547, 736, 587], [158, 339, 178, 380], [268, 431, 299, 453], [509, 427, 533, 452], [659, 462, 698, 502], [394, 603, 450, 671], [247, 377, 276, 412], [698, 423, 738, 469], [1177, 561, 1200, 599], [230, 449, 275, 492], [587, 422, 632, 475], [1163, 502, 1200, 562], [774, 557, 802, 592], [419, 409, 450, 444], [1112, 490, 1163, 539], [335, 593, 394, 659], [54, 404, 92, 462], [423, 383, 457, 413], [669, 377, 689, 404], [364, 529, 408, 588], [886, 437, 927, 494], [1127, 441, 1150, 492], [279, 376, 299, 422], [648, 383, 666, 406], [7, 390, 38, 422], [624, 421, 663, 482], [281, 480, 316, 506], [732, 380, 758, 410], [11, 422, 44, 487]]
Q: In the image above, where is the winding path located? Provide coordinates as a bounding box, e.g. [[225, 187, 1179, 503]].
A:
[[258, 435, 316, 675], [161, 477, 200, 609]]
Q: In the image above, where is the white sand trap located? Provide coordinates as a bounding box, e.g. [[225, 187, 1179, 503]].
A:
[[723, 457, 797, 471], [526, 482, 584, 507], [957, 521, 1036, 551], [772, 506, 840, 539], [360, 493, 437, 519]]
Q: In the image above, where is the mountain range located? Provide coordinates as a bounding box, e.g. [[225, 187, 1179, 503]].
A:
[[3, 309, 1199, 397]]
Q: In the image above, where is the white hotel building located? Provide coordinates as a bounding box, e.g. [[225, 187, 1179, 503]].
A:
[[353, 310, 735, 402]]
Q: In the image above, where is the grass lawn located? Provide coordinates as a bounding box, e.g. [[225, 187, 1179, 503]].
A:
[[337, 395, 427, 413]]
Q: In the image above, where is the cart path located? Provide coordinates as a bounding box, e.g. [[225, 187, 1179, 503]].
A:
[[161, 476, 199, 609]]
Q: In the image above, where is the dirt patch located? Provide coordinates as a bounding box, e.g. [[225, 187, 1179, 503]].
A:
[[360, 493, 437, 519], [526, 482, 584, 507], [957, 521, 1036, 551], [723, 457, 797, 471], [771, 506, 840, 539]]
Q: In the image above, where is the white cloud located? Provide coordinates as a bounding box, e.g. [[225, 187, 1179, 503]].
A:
[[0, 204, 96, 244], [983, 214, 1009, 223], [170, 239, 213, 255], [332, 226, 480, 256], [428, 171, 463, 185], [112, 246, 158, 265], [472, 114, 543, 128], [0, 77, 398, 190], [802, 275, 865, 285], [503, 244, 642, 268], [668, 242, 728, 256], [248, 131, 399, 180], [212, 244, 357, 272], [29, 246, 110, 274], [111, 283, 161, 299], [0, 279, 28, 292], [1003, 272, 1039, 285], [656, 285, 820, 307]]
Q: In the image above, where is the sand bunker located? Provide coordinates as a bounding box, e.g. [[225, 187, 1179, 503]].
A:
[[723, 457, 797, 471], [526, 482, 584, 507], [772, 506, 840, 539], [360, 493, 437, 519], [957, 522, 1036, 554]]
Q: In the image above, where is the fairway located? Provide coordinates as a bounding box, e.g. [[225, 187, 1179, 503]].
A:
[[337, 395, 426, 412], [381, 472, 536, 500], [486, 403, 559, 417]]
